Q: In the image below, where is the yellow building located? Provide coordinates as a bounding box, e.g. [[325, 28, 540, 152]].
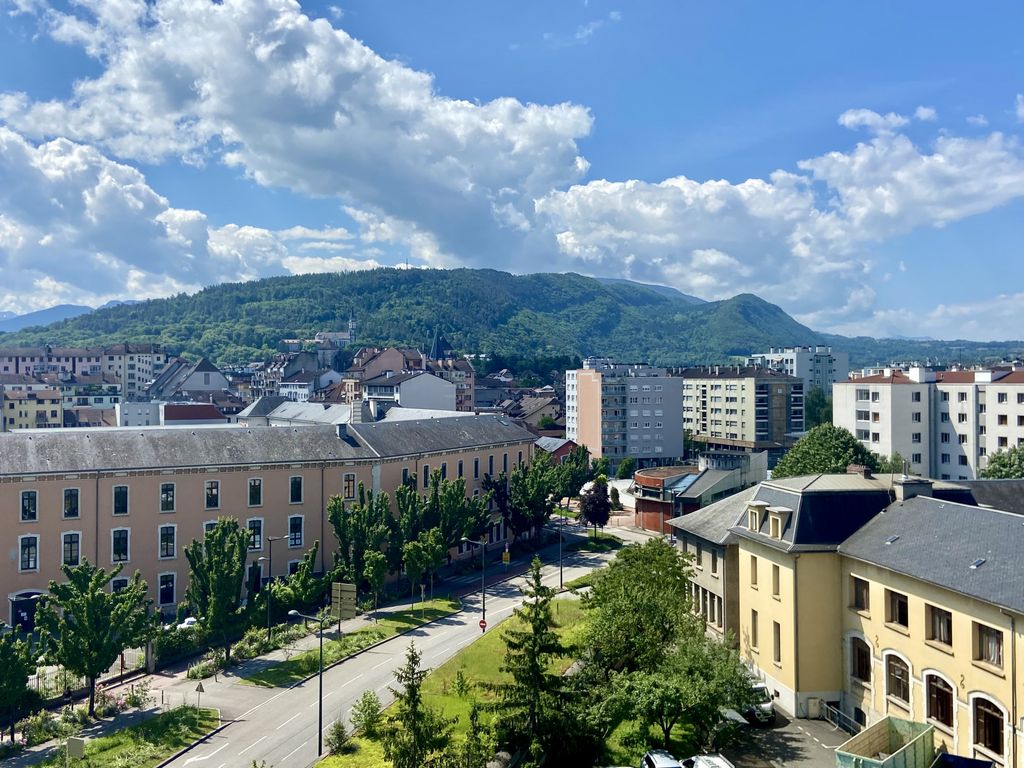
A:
[[2, 388, 63, 431]]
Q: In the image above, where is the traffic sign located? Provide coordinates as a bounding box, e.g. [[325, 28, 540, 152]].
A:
[[501, 550, 510, 565], [331, 582, 358, 620], [479, 619, 487, 631]]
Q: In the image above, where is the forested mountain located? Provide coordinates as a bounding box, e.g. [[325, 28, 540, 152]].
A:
[[0, 268, 1021, 367]]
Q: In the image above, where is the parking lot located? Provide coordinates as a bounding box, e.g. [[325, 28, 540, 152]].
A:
[[722, 712, 849, 768]]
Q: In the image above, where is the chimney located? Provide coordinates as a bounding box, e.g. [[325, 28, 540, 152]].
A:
[[893, 476, 933, 502], [846, 464, 872, 479]]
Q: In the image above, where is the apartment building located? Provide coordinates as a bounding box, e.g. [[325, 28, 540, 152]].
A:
[[834, 367, 1024, 480], [676, 367, 804, 465], [746, 346, 850, 394], [0, 344, 164, 399], [362, 370, 457, 412], [565, 358, 684, 470], [2, 389, 63, 432], [2, 415, 535, 629]]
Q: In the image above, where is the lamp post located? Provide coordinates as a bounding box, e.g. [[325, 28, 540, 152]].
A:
[[461, 536, 486, 632], [559, 508, 564, 590], [260, 535, 284, 643], [288, 610, 329, 757]]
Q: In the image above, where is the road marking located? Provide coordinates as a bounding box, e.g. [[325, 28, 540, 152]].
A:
[[371, 658, 391, 670], [237, 735, 267, 756], [349, 673, 364, 683], [184, 742, 228, 764], [281, 743, 306, 763], [276, 713, 302, 730]]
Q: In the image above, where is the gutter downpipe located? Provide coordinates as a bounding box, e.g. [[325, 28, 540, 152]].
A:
[[1002, 609, 1018, 768], [793, 553, 801, 717], [94, 470, 101, 563], [320, 461, 326, 575]]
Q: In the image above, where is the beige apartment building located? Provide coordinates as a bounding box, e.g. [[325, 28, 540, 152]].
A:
[[0, 344, 167, 399], [2, 389, 63, 432], [2, 415, 535, 629]]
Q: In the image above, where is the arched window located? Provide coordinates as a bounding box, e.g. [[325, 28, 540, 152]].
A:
[[926, 675, 953, 727], [850, 637, 871, 683], [885, 655, 909, 704], [974, 697, 1004, 756]]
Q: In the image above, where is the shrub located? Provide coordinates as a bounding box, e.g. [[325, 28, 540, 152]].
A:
[[187, 650, 225, 680], [233, 626, 272, 661], [124, 679, 153, 710], [94, 688, 127, 718], [350, 690, 383, 738], [154, 625, 204, 667], [324, 720, 352, 755], [454, 670, 470, 698], [0, 740, 23, 759], [17, 710, 60, 746], [61, 705, 90, 727]]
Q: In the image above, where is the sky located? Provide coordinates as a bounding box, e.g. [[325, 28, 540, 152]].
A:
[[0, 1, 1023, 340]]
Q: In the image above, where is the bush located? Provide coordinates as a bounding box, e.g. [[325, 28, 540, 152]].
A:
[[61, 705, 90, 727], [17, 710, 60, 746], [0, 740, 23, 759], [187, 650, 225, 680], [124, 679, 153, 710], [233, 626, 272, 661], [350, 690, 383, 739], [154, 625, 204, 667], [94, 688, 127, 718], [324, 720, 352, 754]]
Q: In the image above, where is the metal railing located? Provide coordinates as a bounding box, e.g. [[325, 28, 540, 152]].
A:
[[820, 700, 863, 736]]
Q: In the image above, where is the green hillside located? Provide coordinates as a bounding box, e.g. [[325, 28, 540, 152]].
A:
[[0, 268, 1020, 367]]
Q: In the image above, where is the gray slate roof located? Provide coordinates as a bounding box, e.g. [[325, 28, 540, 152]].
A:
[[237, 396, 288, 419], [839, 495, 1024, 615], [535, 436, 571, 453], [348, 415, 534, 458], [668, 486, 756, 544], [267, 401, 352, 425], [960, 479, 1024, 516]]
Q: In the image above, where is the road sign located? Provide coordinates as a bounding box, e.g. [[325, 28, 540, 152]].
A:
[[479, 619, 487, 631], [501, 550, 510, 565], [331, 582, 358, 620]]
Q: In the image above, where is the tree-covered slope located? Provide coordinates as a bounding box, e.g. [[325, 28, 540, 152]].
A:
[[1, 268, 1020, 366]]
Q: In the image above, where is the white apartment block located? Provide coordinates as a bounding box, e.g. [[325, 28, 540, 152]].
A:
[[833, 367, 1024, 480], [745, 346, 849, 394], [566, 358, 684, 469]]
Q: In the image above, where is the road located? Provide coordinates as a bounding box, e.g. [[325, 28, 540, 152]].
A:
[[165, 527, 653, 768]]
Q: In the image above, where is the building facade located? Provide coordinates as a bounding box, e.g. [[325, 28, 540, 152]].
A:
[[0, 345, 166, 399], [2, 389, 63, 432], [746, 346, 850, 394], [2, 415, 536, 628], [565, 359, 684, 470]]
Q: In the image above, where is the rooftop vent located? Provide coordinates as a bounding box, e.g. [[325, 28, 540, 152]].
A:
[[885, 535, 900, 545], [970, 558, 986, 570]]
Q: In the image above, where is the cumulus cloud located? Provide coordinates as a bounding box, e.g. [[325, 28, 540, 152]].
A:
[[0, 127, 381, 313], [838, 108, 910, 133], [967, 114, 989, 127], [914, 105, 937, 121]]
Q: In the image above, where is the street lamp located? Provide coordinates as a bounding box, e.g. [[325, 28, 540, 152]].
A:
[[461, 536, 487, 632], [259, 535, 285, 643], [288, 610, 330, 757]]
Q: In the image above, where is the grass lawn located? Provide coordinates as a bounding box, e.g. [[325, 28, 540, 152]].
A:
[[602, 718, 697, 766], [421, 598, 587, 738], [38, 707, 219, 768], [566, 531, 623, 553], [242, 598, 459, 687], [317, 736, 385, 768]]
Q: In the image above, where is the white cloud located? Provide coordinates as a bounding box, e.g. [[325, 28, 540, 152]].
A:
[[914, 105, 937, 121], [0, 127, 381, 312], [838, 108, 909, 133], [967, 114, 989, 127]]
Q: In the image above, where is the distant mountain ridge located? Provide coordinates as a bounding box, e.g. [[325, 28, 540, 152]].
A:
[[594, 277, 705, 305], [0, 269, 1020, 367], [0, 304, 94, 333]]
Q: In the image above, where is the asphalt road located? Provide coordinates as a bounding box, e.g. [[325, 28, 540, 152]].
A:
[[164, 529, 652, 768]]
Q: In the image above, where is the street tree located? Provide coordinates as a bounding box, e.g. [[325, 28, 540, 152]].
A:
[[420, 528, 447, 599], [422, 472, 492, 550], [185, 518, 250, 664], [980, 445, 1024, 478], [583, 538, 694, 675], [494, 557, 562, 757], [402, 539, 427, 607], [509, 452, 557, 540], [363, 550, 388, 620], [771, 424, 879, 479], [579, 475, 611, 536], [36, 561, 158, 716], [0, 623, 33, 740], [803, 386, 833, 429], [269, 541, 328, 618], [560, 445, 592, 510], [329, 485, 393, 591], [380, 643, 453, 768], [615, 456, 637, 479]]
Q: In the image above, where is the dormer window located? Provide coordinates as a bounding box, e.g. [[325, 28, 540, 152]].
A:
[[748, 510, 759, 531], [770, 516, 781, 539]]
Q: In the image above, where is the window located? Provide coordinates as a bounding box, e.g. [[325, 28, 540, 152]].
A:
[[159, 573, 175, 606], [871, 392, 880, 402], [772, 621, 782, 664], [203, 520, 217, 534], [343, 473, 356, 500], [772, 564, 780, 597], [19, 535, 38, 571], [912, 433, 922, 443], [112, 528, 130, 563], [248, 518, 263, 550], [959, 391, 968, 402], [711, 550, 718, 576], [64, 488, 80, 518], [941, 432, 951, 443], [912, 453, 922, 464], [458, 460, 464, 479], [851, 576, 870, 612], [912, 412, 922, 422], [851, 637, 872, 683], [958, 413, 968, 423], [248, 478, 262, 507], [941, 412, 950, 422], [997, 392, 1008, 404], [927, 605, 953, 646], [440, 463, 447, 480], [288, 560, 300, 575], [750, 610, 759, 649], [941, 391, 949, 402], [749, 555, 758, 587], [748, 509, 758, 531], [288, 515, 303, 547], [998, 414, 1008, 426], [856, 409, 870, 421], [158, 525, 176, 559], [473, 458, 479, 479], [941, 453, 950, 464], [912, 391, 922, 402], [886, 590, 908, 628], [959, 456, 969, 466], [62, 532, 80, 566], [488, 455, 494, 476], [886, 655, 910, 704], [289, 476, 303, 504], [769, 516, 781, 538], [21, 490, 37, 521], [113, 485, 129, 516], [974, 698, 1004, 756], [975, 623, 1003, 668], [160, 483, 175, 513], [927, 675, 954, 727], [503, 453, 508, 473], [205, 480, 220, 509], [422, 464, 430, 489]]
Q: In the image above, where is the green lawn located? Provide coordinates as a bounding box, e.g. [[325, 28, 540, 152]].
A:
[[39, 707, 219, 768], [566, 532, 623, 553], [602, 718, 697, 766], [242, 598, 459, 687], [317, 736, 385, 768]]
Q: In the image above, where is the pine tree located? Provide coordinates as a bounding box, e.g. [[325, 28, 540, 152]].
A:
[[380, 643, 453, 768]]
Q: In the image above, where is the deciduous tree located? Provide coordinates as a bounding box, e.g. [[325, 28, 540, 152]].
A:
[[771, 424, 879, 479], [329, 485, 393, 591], [363, 550, 388, 620], [508, 452, 557, 540], [0, 623, 33, 739], [615, 456, 637, 479], [184, 518, 250, 664], [980, 445, 1024, 478], [36, 561, 157, 716], [402, 540, 427, 607], [579, 475, 611, 536]]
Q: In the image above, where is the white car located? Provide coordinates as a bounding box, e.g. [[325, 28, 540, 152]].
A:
[[682, 756, 735, 768], [744, 682, 775, 724], [176, 616, 198, 630]]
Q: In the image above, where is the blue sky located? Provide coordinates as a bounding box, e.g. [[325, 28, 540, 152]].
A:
[[0, 1, 1022, 340]]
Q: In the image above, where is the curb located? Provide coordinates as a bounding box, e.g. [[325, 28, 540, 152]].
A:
[[153, 708, 226, 768]]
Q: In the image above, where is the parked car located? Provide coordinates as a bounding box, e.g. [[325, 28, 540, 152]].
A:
[[744, 682, 775, 724], [682, 756, 735, 768], [176, 616, 198, 630], [641, 750, 683, 768]]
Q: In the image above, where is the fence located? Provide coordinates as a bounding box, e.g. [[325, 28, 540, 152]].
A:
[[821, 700, 864, 736], [29, 646, 147, 702]]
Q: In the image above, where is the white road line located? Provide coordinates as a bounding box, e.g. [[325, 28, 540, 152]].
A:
[[184, 742, 228, 764], [237, 735, 268, 756], [276, 712, 302, 730], [371, 658, 391, 670], [281, 743, 306, 763]]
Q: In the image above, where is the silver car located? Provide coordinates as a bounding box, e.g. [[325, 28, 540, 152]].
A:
[[745, 682, 775, 724], [641, 750, 683, 768]]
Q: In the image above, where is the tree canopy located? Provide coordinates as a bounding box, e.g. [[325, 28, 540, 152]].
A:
[[980, 445, 1024, 478], [0, 623, 34, 739], [771, 424, 880, 479]]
